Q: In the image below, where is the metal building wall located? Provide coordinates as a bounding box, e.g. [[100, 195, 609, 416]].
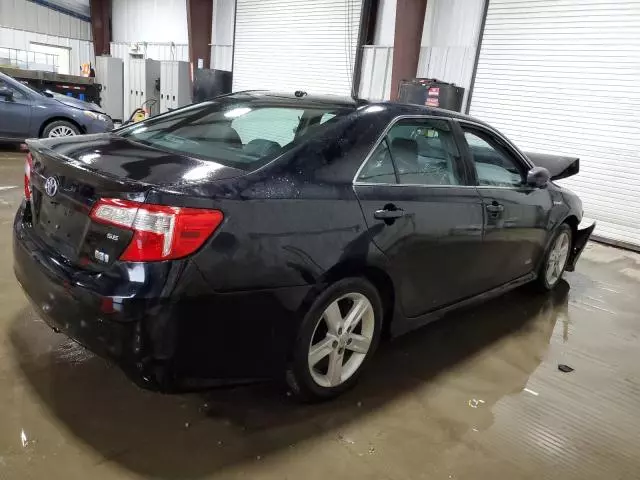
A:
[[359, 0, 484, 103], [0, 26, 94, 74], [417, 0, 485, 109], [109, 42, 189, 62], [358, 0, 395, 100], [210, 0, 234, 71], [0, 0, 91, 40], [111, 0, 188, 44]]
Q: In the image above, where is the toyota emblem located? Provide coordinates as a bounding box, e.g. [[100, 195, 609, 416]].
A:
[[44, 177, 59, 197]]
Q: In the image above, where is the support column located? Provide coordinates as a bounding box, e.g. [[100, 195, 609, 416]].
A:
[[90, 0, 111, 58], [390, 0, 427, 100], [187, 0, 214, 71]]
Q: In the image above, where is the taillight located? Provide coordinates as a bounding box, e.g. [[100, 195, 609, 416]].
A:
[[24, 153, 32, 200], [89, 198, 223, 262]]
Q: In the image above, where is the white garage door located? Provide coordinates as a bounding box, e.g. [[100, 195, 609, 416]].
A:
[[233, 0, 363, 96], [470, 0, 640, 249]]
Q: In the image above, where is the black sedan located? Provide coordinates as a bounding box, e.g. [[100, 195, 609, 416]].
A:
[[13, 92, 594, 400]]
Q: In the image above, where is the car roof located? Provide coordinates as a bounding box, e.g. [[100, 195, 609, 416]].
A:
[[233, 90, 489, 127]]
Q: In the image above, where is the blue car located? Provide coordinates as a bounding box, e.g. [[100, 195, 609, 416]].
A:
[[0, 71, 113, 141]]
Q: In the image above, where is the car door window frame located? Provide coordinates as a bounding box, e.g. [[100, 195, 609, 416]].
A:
[[0, 79, 29, 101], [456, 120, 535, 190], [353, 115, 476, 187]]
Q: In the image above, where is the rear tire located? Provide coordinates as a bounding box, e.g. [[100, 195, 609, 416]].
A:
[[42, 120, 80, 138], [534, 223, 572, 291], [286, 277, 383, 402]]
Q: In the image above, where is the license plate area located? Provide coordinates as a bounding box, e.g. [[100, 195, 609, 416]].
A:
[[35, 196, 89, 259]]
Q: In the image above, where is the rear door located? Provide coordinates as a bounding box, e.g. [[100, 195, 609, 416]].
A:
[[354, 116, 485, 317], [457, 122, 553, 288], [0, 78, 32, 139]]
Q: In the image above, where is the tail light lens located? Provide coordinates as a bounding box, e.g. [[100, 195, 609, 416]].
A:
[[24, 153, 33, 200], [89, 198, 223, 262]]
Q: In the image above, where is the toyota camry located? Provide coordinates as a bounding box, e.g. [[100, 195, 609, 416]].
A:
[[13, 91, 595, 400]]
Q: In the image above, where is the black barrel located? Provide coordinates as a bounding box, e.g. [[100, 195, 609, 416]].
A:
[[398, 78, 465, 112]]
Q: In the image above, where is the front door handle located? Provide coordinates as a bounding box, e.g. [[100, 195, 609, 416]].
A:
[[485, 203, 504, 214], [374, 208, 405, 220]]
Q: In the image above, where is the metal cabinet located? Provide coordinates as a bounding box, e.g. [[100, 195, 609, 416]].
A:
[[160, 61, 192, 113], [95, 56, 124, 122], [126, 59, 160, 118]]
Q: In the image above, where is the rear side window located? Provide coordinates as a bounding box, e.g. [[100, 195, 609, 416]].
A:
[[357, 139, 396, 183], [118, 101, 350, 171], [356, 118, 464, 186]]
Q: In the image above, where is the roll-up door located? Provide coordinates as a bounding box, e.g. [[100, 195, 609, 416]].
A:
[[233, 0, 363, 96], [470, 0, 640, 249]]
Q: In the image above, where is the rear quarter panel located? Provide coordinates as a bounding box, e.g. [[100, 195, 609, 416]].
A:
[[184, 110, 391, 292]]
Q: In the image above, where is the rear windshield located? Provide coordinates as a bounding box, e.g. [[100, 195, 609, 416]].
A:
[[117, 99, 352, 171]]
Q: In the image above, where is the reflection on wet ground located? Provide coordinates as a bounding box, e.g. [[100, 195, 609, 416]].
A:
[[1, 149, 640, 479]]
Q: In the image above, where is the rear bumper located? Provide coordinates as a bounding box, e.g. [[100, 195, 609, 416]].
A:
[[565, 219, 596, 272], [13, 204, 312, 391], [13, 212, 147, 385]]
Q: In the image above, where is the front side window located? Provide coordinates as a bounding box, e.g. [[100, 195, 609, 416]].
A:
[[0, 79, 26, 100], [463, 129, 525, 188], [118, 99, 350, 171]]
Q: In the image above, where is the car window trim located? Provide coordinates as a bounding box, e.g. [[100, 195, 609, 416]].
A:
[[352, 114, 473, 188], [456, 119, 535, 186], [459, 124, 533, 191]]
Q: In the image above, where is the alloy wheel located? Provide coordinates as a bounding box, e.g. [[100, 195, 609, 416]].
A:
[[48, 125, 76, 137], [308, 292, 375, 388], [546, 231, 570, 285]]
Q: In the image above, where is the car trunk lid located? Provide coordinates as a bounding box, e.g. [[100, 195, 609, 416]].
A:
[[25, 135, 241, 268]]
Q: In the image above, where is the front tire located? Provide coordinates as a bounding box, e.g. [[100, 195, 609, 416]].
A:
[[286, 277, 383, 402], [42, 120, 80, 138], [535, 223, 572, 291]]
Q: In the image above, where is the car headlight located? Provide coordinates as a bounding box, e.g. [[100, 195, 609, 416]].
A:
[[84, 110, 110, 122]]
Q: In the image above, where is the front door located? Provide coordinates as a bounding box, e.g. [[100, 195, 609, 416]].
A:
[[459, 123, 552, 288], [0, 79, 32, 139], [354, 117, 485, 317]]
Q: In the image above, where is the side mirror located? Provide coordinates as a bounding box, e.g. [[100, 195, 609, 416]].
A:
[[0, 87, 13, 100], [527, 166, 550, 188]]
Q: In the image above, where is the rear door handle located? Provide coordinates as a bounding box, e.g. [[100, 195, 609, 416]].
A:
[[374, 208, 405, 220]]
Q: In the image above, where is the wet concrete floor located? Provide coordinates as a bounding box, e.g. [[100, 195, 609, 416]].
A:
[[1, 146, 640, 479]]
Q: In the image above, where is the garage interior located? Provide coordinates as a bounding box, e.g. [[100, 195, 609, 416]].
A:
[[1, 0, 640, 478]]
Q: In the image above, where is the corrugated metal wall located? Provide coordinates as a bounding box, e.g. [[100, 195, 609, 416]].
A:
[[109, 42, 189, 62], [359, 46, 393, 100], [0, 0, 91, 40], [0, 26, 93, 74], [470, 0, 640, 249], [210, 0, 234, 71], [358, 0, 394, 100], [111, 0, 188, 44], [417, 0, 485, 109], [232, 0, 362, 95], [359, 0, 484, 103]]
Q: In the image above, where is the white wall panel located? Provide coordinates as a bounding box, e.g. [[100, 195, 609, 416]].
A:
[[0, 0, 91, 40], [109, 42, 188, 62], [210, 0, 235, 71], [0, 26, 93, 74], [417, 0, 485, 108], [470, 0, 640, 248], [358, 46, 393, 101], [111, 0, 188, 43], [233, 0, 363, 96], [372, 0, 396, 45]]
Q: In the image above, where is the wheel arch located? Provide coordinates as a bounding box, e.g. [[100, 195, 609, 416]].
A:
[[320, 261, 397, 339], [39, 117, 84, 137]]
